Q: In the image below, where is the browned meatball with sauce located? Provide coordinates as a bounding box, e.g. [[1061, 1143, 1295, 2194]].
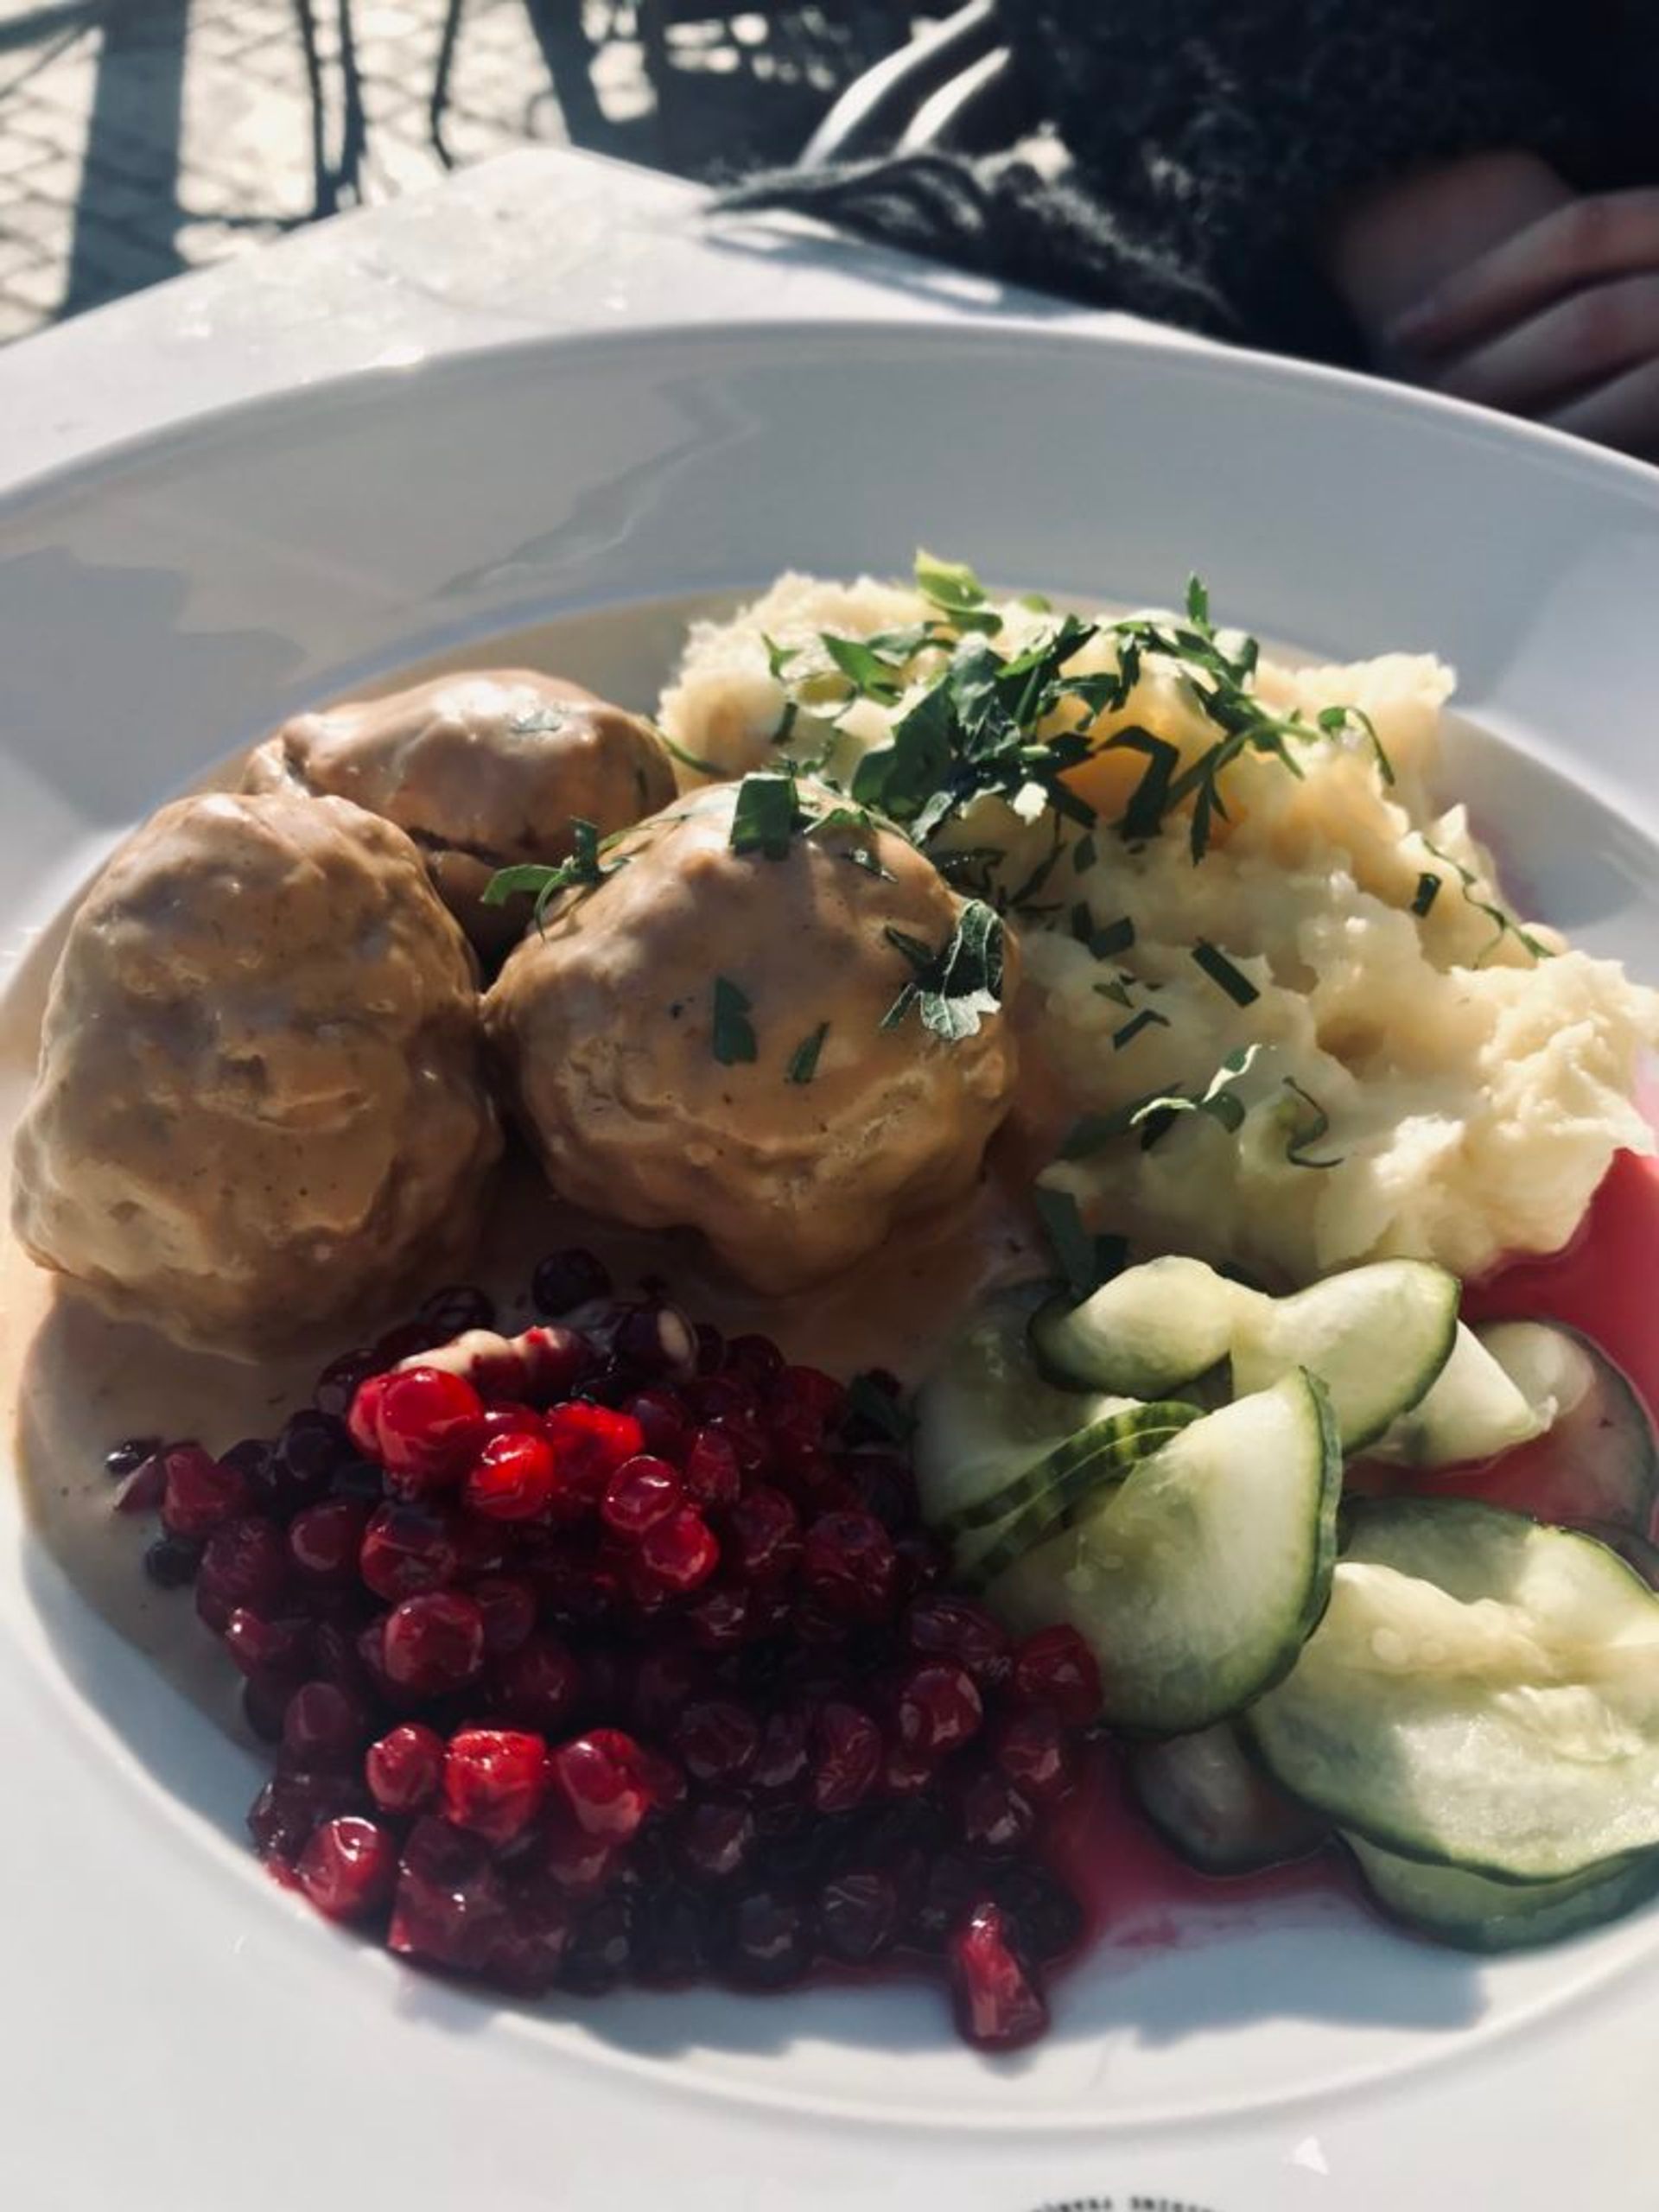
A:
[[244, 670, 676, 958], [482, 779, 1020, 1293], [10, 790, 501, 1355]]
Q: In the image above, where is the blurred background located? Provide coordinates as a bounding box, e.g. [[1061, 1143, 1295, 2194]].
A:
[[0, 2, 912, 344]]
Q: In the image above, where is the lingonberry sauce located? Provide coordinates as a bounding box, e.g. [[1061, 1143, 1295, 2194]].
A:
[[117, 1258, 1123, 2050]]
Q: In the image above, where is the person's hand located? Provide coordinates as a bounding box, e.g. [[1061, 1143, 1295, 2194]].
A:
[[1387, 192, 1659, 460]]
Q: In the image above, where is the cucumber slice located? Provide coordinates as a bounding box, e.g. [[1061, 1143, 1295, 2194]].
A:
[[989, 1370, 1343, 1733], [1128, 1725, 1328, 1875], [952, 1402, 1200, 1586], [1469, 1321, 1657, 1530], [1248, 1498, 1659, 1881], [1036, 1253, 1459, 1454], [915, 1284, 1124, 1532], [1573, 1520, 1659, 1586], [1370, 1322, 1548, 1468], [1230, 1260, 1459, 1452], [1347, 1834, 1659, 1953], [1029, 1257, 1243, 1396]]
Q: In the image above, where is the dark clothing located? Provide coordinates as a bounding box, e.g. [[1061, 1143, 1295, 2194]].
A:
[[723, 0, 1659, 363]]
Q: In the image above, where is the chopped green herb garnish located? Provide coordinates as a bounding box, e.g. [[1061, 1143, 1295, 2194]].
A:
[[1191, 939, 1260, 1007], [1421, 836, 1553, 963], [711, 976, 758, 1066], [785, 1021, 830, 1084], [655, 725, 727, 779], [1102, 728, 1181, 842], [820, 632, 909, 706], [913, 550, 1001, 633], [729, 770, 807, 860], [482, 818, 626, 928], [1411, 871, 1441, 918], [1070, 905, 1135, 960], [1033, 1184, 1094, 1296], [762, 633, 801, 747], [880, 899, 1006, 1043], [1061, 1043, 1265, 1158], [1020, 591, 1054, 614], [1071, 832, 1098, 874], [1112, 1007, 1169, 1051], [1282, 1078, 1343, 1169]]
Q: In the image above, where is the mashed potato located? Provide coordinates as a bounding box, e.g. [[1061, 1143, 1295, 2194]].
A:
[[661, 573, 1658, 1287]]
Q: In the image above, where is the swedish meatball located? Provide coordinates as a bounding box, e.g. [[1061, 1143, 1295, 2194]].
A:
[[10, 791, 501, 1355], [244, 670, 676, 958], [482, 779, 1019, 1293]]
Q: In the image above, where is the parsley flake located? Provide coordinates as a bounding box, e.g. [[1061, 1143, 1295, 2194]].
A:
[[785, 1021, 830, 1084], [1421, 836, 1553, 963], [1411, 872, 1442, 918], [482, 818, 626, 929], [711, 976, 758, 1066], [730, 771, 808, 860], [1033, 1185, 1129, 1300], [1282, 1078, 1343, 1169], [880, 899, 1006, 1043], [1191, 939, 1261, 1006]]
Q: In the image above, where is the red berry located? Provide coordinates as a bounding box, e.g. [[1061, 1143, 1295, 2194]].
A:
[[681, 1427, 741, 1508], [625, 1389, 691, 1464], [673, 1698, 760, 1787], [489, 1632, 582, 1732], [819, 1868, 899, 1962], [547, 1732, 651, 1842], [195, 1516, 289, 1630], [768, 1364, 846, 1447], [161, 1446, 248, 1539], [442, 1728, 548, 1845], [478, 1402, 544, 1442], [388, 1820, 506, 1967], [601, 1454, 682, 1540], [904, 1595, 1011, 1688], [801, 1510, 897, 1620], [380, 1592, 486, 1695], [282, 1681, 370, 1770], [894, 1661, 983, 1761], [297, 1816, 396, 1923], [950, 1900, 1048, 2049], [287, 1497, 369, 1581], [678, 1797, 755, 1882], [957, 1768, 1036, 1854], [359, 1503, 458, 1601], [724, 1485, 800, 1582], [464, 1432, 561, 1522], [990, 1705, 1076, 1803], [1012, 1625, 1102, 1724], [374, 1367, 486, 1494], [725, 1333, 785, 1392], [222, 1608, 309, 1680], [472, 1575, 537, 1655], [752, 1703, 811, 1796], [543, 1402, 644, 1505], [638, 1507, 719, 1593], [365, 1724, 445, 1815], [483, 1881, 571, 1993], [809, 1700, 883, 1815], [346, 1372, 392, 1458]]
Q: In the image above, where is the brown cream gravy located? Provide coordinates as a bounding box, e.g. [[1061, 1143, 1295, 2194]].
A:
[[2, 594, 1053, 1732]]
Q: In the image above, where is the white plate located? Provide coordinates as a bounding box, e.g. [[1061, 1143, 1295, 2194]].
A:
[[2, 320, 1657, 2212]]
